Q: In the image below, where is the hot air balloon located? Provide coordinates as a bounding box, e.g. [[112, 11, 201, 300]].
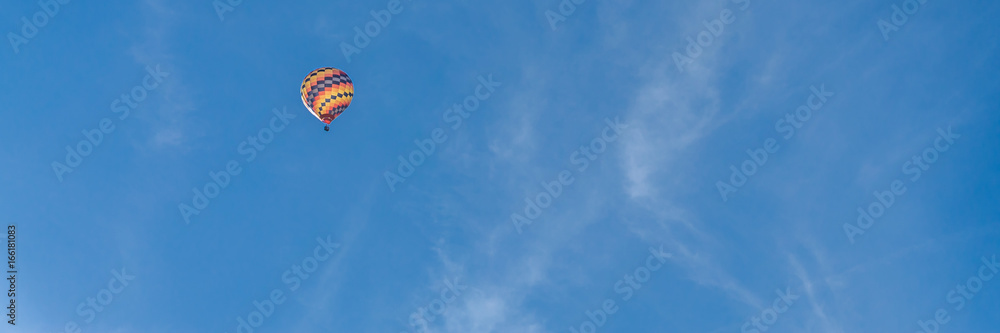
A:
[[300, 67, 354, 131]]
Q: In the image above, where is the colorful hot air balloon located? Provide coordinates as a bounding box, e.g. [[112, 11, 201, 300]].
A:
[[300, 67, 354, 131]]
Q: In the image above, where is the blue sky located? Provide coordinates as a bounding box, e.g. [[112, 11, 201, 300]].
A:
[[2, 0, 999, 332]]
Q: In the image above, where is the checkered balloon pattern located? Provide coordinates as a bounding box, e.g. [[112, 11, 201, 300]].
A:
[[300, 68, 354, 124]]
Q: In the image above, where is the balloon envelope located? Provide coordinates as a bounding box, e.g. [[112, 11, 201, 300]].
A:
[[300, 68, 354, 124]]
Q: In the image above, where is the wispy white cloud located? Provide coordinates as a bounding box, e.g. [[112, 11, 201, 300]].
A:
[[414, 1, 766, 331], [789, 254, 843, 333], [603, 0, 772, 313], [128, 0, 198, 149]]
